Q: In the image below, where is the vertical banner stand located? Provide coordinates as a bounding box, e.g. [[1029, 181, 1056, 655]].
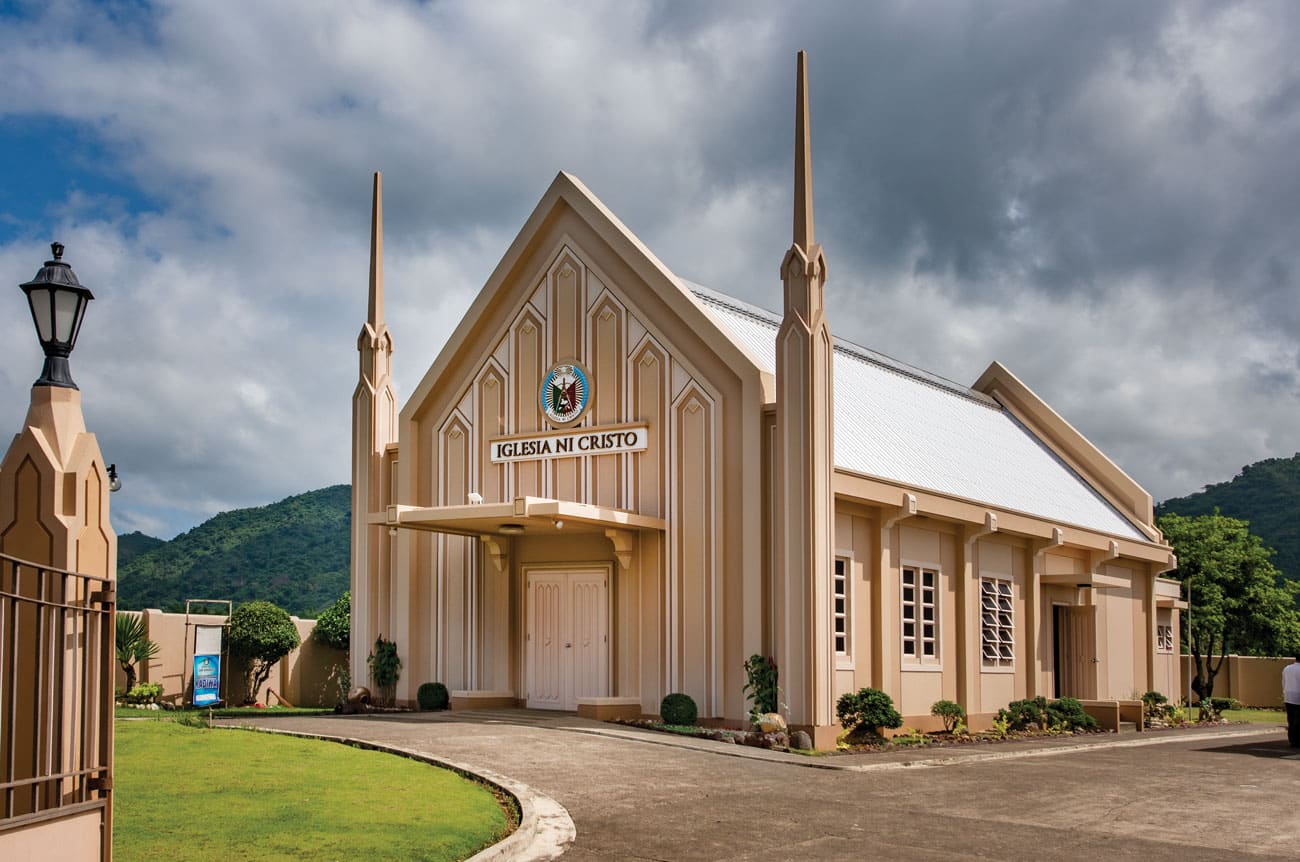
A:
[[185, 599, 232, 709]]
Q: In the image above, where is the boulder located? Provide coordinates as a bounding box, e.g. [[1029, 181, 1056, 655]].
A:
[[790, 730, 813, 750], [757, 712, 788, 733]]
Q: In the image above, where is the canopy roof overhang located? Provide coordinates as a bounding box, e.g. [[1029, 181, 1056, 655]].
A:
[[371, 495, 667, 539]]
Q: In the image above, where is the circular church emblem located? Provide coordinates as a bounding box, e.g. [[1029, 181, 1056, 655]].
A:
[[540, 362, 591, 426]]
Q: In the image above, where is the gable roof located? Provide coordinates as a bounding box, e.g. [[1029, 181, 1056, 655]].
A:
[[402, 172, 766, 421], [688, 282, 1148, 541]]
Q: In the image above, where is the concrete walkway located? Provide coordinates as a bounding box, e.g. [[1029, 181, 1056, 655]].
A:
[[221, 711, 1298, 861]]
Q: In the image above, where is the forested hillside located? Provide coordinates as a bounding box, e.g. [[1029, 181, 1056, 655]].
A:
[[117, 485, 350, 617], [1157, 454, 1300, 584], [118, 531, 165, 565]]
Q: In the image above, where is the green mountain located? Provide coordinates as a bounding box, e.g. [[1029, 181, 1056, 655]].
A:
[[117, 485, 351, 617], [1156, 453, 1300, 584], [118, 531, 166, 566]]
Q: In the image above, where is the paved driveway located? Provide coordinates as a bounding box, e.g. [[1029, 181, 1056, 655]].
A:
[[223, 711, 1298, 861]]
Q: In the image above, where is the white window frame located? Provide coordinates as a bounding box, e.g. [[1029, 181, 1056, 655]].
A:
[[979, 574, 1015, 671], [1156, 624, 1174, 653], [834, 552, 853, 667], [901, 562, 941, 668]]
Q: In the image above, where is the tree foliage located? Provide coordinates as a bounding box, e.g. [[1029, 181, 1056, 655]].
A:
[[227, 600, 301, 703], [312, 591, 350, 651], [115, 612, 160, 693], [367, 636, 401, 707], [1158, 453, 1300, 589], [1158, 511, 1300, 702]]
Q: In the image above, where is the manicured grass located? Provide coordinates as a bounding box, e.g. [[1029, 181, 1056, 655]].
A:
[[114, 720, 512, 861], [115, 705, 333, 719], [1169, 707, 1286, 724], [1221, 708, 1285, 724]]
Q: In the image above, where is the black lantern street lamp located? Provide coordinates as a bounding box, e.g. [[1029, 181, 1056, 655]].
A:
[[19, 242, 94, 389]]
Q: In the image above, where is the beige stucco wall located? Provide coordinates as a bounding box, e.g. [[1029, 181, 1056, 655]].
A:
[[119, 610, 346, 708], [351, 176, 1179, 738], [1, 808, 103, 861], [385, 199, 766, 719], [1180, 655, 1293, 708]]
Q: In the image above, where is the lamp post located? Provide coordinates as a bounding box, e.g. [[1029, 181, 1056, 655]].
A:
[[19, 241, 94, 389]]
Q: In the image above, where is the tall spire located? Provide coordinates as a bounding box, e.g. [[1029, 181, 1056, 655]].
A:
[[775, 50, 835, 746], [793, 50, 814, 252], [368, 171, 384, 326]]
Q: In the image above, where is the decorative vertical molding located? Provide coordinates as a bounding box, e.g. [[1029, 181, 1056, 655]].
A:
[[670, 383, 715, 714], [476, 361, 508, 503], [548, 250, 585, 499], [629, 337, 667, 518], [511, 308, 546, 497], [588, 293, 626, 508], [437, 413, 472, 689]]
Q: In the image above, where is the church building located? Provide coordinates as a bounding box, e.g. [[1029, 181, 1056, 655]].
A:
[[350, 53, 1183, 747]]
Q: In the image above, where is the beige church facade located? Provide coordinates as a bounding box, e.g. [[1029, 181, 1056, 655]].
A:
[[351, 54, 1184, 747]]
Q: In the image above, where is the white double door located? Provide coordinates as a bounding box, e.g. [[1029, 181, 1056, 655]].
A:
[[526, 568, 609, 710]]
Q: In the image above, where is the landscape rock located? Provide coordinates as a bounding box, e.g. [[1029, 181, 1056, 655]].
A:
[[790, 730, 813, 750], [757, 712, 788, 733]]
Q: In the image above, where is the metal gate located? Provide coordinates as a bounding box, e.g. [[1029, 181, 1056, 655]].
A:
[[0, 552, 114, 860]]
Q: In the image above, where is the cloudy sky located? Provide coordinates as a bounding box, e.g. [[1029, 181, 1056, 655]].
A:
[[2, 0, 1298, 539]]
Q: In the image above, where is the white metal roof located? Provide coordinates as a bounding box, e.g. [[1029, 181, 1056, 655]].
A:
[[686, 282, 1146, 541]]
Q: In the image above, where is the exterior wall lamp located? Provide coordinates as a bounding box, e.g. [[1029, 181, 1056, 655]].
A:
[[19, 242, 94, 389], [108, 463, 122, 493]]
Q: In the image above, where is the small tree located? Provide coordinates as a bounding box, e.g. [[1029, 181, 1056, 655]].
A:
[[1158, 511, 1300, 708], [115, 612, 160, 693], [312, 591, 350, 651], [836, 687, 903, 739], [742, 654, 779, 721], [930, 699, 966, 733], [368, 636, 402, 707], [227, 601, 301, 704]]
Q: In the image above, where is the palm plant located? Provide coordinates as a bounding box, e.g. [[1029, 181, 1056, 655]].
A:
[[116, 612, 161, 693]]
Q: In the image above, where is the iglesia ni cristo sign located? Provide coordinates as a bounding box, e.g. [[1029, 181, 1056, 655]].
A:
[[490, 425, 648, 463]]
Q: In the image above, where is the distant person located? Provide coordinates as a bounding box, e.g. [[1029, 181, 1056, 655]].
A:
[[1285, 653, 1300, 748]]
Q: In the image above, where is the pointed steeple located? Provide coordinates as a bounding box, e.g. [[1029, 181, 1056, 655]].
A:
[[774, 51, 836, 745], [352, 170, 398, 695], [368, 171, 384, 327], [793, 50, 814, 253]]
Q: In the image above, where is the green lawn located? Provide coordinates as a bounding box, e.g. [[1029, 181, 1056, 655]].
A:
[[115, 705, 333, 719], [1169, 707, 1286, 724], [1221, 708, 1286, 724], [114, 720, 513, 861]]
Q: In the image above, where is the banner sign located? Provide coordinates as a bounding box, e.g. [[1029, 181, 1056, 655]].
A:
[[193, 624, 223, 707], [489, 425, 648, 464]]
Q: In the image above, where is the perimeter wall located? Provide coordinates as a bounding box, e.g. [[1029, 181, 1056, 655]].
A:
[[116, 609, 348, 708], [1178, 655, 1293, 708]]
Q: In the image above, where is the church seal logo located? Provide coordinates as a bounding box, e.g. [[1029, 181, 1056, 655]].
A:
[[540, 362, 591, 426]]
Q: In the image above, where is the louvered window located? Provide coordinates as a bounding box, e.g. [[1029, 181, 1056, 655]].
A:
[[980, 577, 1014, 668]]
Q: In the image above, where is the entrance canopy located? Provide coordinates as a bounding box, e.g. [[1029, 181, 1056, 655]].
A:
[[374, 495, 667, 539]]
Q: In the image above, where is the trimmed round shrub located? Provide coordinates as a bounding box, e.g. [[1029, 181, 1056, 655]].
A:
[[312, 591, 350, 651], [417, 682, 450, 711], [930, 699, 966, 733], [836, 687, 902, 737], [999, 696, 1048, 731], [660, 692, 698, 726], [1046, 696, 1097, 730]]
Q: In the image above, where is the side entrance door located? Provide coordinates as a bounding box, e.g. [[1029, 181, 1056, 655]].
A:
[[1053, 604, 1098, 700], [526, 568, 609, 710]]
